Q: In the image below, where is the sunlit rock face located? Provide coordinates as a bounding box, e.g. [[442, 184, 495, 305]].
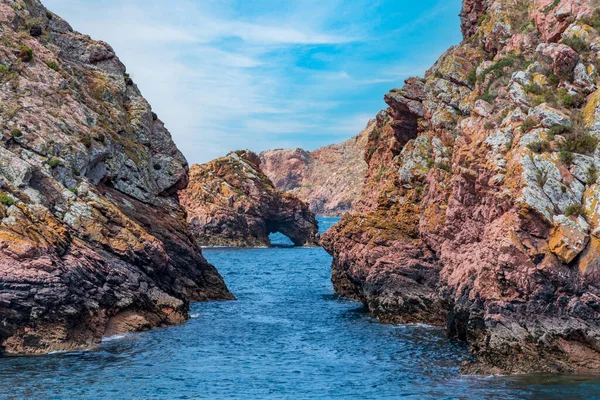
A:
[[0, 0, 232, 355], [259, 129, 369, 217], [322, 0, 600, 375], [180, 151, 320, 248]]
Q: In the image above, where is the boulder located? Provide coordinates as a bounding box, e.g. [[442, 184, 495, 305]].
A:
[[549, 215, 590, 263], [536, 43, 580, 75]]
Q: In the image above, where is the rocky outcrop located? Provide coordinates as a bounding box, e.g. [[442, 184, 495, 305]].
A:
[[0, 0, 232, 354], [460, 0, 488, 38], [259, 129, 369, 216], [180, 151, 319, 247], [323, 0, 600, 374]]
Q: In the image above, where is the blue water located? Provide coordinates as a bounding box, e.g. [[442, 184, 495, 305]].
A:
[[1, 217, 600, 399]]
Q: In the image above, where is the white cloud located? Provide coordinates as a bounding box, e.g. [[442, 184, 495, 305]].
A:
[[219, 21, 354, 45], [43, 0, 462, 163]]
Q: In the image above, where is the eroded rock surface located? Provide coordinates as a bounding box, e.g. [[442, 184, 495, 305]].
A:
[[322, 0, 600, 374], [260, 129, 369, 216], [180, 151, 319, 247], [0, 0, 232, 354]]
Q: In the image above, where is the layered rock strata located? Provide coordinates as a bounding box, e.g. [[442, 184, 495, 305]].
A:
[[0, 0, 232, 355], [260, 130, 369, 216], [323, 0, 600, 374], [180, 151, 320, 247]]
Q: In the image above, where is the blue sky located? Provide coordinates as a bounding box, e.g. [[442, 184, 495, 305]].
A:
[[44, 0, 463, 164]]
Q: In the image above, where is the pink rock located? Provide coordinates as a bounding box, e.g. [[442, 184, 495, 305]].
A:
[[322, 0, 600, 377], [260, 126, 369, 216], [0, 0, 233, 356], [180, 151, 320, 247], [473, 99, 493, 117], [460, 0, 488, 38], [536, 42, 579, 75], [532, 0, 592, 42]]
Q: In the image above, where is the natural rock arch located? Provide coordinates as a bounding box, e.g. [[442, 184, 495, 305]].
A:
[[180, 151, 319, 248]]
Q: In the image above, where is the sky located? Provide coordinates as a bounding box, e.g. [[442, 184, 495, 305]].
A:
[[43, 0, 463, 164]]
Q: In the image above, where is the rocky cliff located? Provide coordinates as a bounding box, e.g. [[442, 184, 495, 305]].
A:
[[260, 128, 369, 216], [180, 150, 319, 247], [322, 0, 600, 374], [0, 0, 232, 354]]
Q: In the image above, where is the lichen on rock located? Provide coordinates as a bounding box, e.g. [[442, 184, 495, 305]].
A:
[[180, 150, 320, 248], [322, 0, 600, 375], [0, 0, 232, 355]]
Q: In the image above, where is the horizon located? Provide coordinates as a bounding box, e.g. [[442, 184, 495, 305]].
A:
[[43, 0, 463, 164]]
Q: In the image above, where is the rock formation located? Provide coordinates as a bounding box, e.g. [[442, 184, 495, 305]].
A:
[[322, 0, 600, 374], [180, 150, 320, 247], [0, 0, 232, 354], [260, 128, 369, 216]]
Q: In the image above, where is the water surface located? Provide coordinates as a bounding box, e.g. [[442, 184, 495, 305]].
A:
[[1, 217, 600, 399]]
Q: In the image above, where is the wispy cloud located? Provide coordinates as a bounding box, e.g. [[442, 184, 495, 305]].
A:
[[43, 0, 462, 163]]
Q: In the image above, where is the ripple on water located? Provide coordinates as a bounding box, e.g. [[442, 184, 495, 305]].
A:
[[0, 218, 599, 399]]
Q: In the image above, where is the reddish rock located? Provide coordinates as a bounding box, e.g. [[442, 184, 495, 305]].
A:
[[259, 149, 312, 192], [180, 151, 319, 247], [536, 43, 580, 75], [323, 0, 600, 375], [260, 129, 369, 216], [532, 0, 593, 42], [0, 0, 232, 355], [460, 0, 488, 38]]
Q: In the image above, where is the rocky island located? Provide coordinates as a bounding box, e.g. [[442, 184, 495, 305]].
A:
[[0, 0, 232, 355], [323, 0, 600, 374], [180, 150, 319, 247], [260, 128, 369, 216]]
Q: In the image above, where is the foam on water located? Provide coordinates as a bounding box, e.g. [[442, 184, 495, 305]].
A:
[[101, 333, 129, 342]]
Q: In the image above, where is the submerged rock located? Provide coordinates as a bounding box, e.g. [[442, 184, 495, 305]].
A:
[[0, 0, 232, 354], [180, 151, 319, 248], [259, 128, 369, 217], [323, 0, 600, 375]]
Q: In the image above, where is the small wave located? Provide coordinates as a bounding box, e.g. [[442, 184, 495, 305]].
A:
[[202, 245, 269, 249], [394, 323, 440, 330], [102, 333, 129, 342], [189, 313, 200, 318], [47, 346, 93, 355], [47, 349, 71, 355], [458, 373, 506, 379]]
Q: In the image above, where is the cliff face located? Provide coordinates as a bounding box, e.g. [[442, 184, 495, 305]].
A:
[[0, 0, 232, 354], [323, 0, 600, 374], [260, 128, 369, 216], [180, 151, 319, 247]]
